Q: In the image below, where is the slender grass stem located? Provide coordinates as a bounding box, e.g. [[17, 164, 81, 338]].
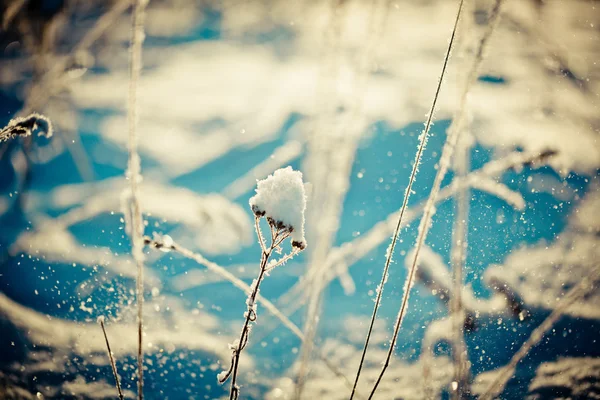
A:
[[125, 1, 148, 399], [349, 1, 465, 398], [99, 317, 124, 400]]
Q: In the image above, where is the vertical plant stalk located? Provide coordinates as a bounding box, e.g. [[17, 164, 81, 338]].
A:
[[218, 217, 301, 400], [479, 269, 600, 400], [293, 1, 348, 396], [125, 1, 148, 399], [99, 317, 124, 400], [449, 133, 470, 400], [349, 1, 465, 399], [362, 0, 506, 397]]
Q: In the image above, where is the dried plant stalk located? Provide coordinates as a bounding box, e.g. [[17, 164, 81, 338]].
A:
[[218, 217, 303, 400], [124, 1, 148, 399], [98, 317, 124, 400], [349, 1, 466, 398]]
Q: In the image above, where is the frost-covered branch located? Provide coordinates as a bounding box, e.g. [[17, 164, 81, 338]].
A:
[[145, 234, 304, 338], [365, 1, 506, 395]]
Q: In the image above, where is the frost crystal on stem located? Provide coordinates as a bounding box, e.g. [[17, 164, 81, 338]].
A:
[[219, 167, 307, 400]]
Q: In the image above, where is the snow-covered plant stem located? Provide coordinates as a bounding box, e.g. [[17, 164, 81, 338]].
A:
[[98, 317, 124, 400], [219, 166, 307, 400], [219, 217, 301, 400]]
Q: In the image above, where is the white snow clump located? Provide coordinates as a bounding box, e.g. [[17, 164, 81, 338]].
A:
[[249, 166, 307, 249]]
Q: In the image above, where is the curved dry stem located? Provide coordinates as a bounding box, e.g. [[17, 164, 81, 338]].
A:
[[0, 113, 53, 142]]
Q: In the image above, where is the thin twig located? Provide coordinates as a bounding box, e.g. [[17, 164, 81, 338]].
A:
[[99, 317, 124, 400], [266, 250, 300, 274], [349, 1, 465, 398], [478, 268, 600, 400], [145, 235, 304, 337], [361, 1, 466, 398], [125, 1, 148, 399]]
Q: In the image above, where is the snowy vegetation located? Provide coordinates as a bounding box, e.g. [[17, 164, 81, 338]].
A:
[[0, 0, 598, 399]]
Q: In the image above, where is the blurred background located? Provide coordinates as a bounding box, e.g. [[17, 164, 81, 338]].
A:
[[0, 0, 599, 399]]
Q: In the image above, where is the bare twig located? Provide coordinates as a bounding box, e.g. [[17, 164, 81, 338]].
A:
[[98, 317, 124, 400]]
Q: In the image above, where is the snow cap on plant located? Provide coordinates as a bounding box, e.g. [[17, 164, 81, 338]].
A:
[[249, 166, 307, 249]]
